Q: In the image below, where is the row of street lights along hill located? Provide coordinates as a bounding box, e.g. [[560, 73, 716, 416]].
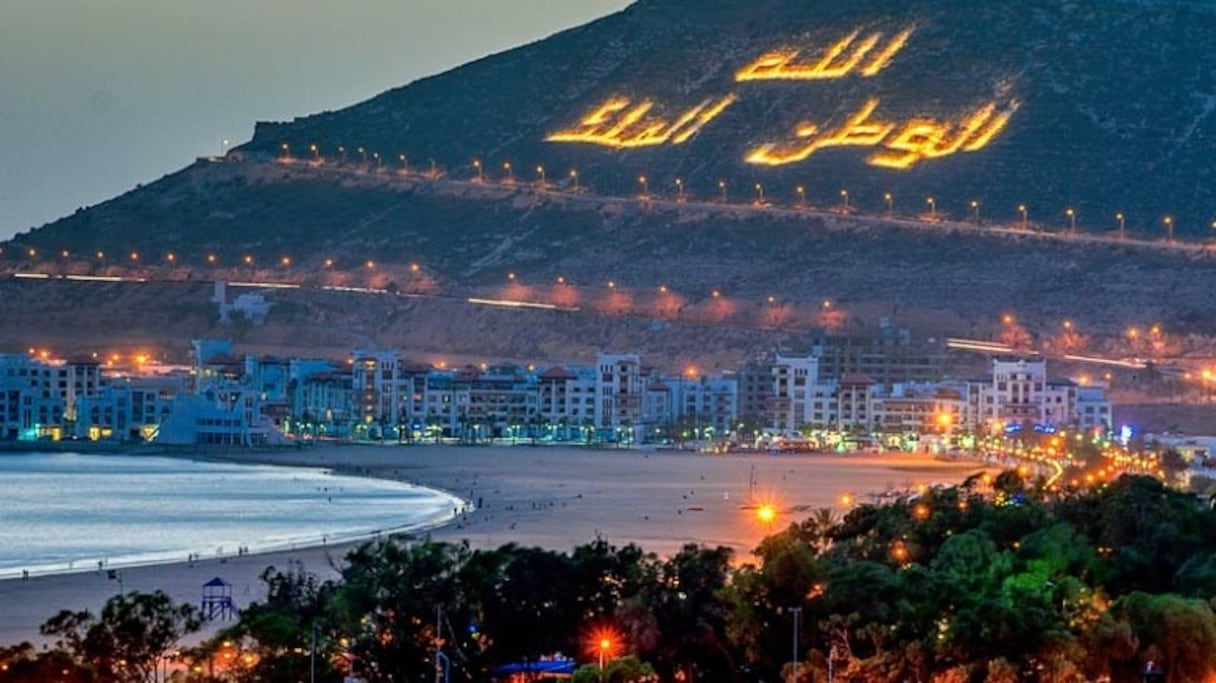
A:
[[278, 144, 1216, 240], [8, 249, 421, 273], [279, 142, 439, 178]]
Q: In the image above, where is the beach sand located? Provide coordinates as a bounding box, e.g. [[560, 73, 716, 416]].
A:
[[0, 445, 991, 645]]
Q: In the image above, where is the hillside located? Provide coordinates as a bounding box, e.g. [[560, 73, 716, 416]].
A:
[[3, 0, 1216, 354]]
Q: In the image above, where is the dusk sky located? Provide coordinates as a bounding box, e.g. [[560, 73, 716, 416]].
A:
[[0, 1, 630, 242]]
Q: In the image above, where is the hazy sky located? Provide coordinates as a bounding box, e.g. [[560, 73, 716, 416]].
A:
[[0, 1, 630, 242]]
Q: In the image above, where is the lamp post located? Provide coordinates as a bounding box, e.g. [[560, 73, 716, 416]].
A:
[[718, 180, 727, 203], [399, 154, 408, 173], [536, 165, 546, 186], [970, 199, 980, 225], [884, 191, 893, 215], [597, 637, 613, 681], [473, 159, 482, 182], [357, 147, 367, 164], [1018, 204, 1029, 230], [755, 183, 764, 204], [503, 162, 513, 183], [1066, 207, 1076, 233], [840, 189, 850, 211], [309, 143, 319, 161], [280, 143, 290, 160], [570, 169, 580, 191], [638, 176, 649, 196], [790, 606, 803, 683], [1116, 212, 1126, 240], [675, 178, 685, 200], [1163, 216, 1174, 242], [796, 185, 806, 208], [926, 196, 936, 219]]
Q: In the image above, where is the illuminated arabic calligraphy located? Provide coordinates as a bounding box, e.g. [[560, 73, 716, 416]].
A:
[[745, 98, 1018, 169], [545, 94, 738, 149], [736, 27, 915, 82], [544, 20, 1019, 169]]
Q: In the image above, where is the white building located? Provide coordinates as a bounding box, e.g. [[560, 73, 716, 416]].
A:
[[768, 350, 817, 430], [0, 355, 64, 441], [538, 366, 598, 437], [352, 350, 415, 435], [154, 384, 286, 446], [595, 353, 644, 437]]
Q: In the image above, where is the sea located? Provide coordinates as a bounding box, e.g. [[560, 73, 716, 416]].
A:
[[0, 452, 462, 578]]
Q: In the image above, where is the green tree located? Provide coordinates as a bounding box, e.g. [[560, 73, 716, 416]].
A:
[[571, 655, 656, 682], [40, 591, 201, 683]]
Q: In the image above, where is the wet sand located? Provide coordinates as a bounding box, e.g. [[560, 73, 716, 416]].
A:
[[0, 444, 990, 644]]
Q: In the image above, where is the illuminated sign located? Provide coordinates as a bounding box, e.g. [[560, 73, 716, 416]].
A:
[[545, 95, 738, 149], [545, 22, 1016, 170], [735, 27, 915, 82], [746, 98, 1018, 169]]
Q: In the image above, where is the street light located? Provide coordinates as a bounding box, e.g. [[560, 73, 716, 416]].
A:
[[970, 199, 980, 224], [754, 183, 764, 203], [536, 165, 546, 186], [309, 143, 319, 161], [472, 159, 482, 181], [570, 169, 580, 191], [840, 189, 850, 211], [1116, 212, 1126, 240], [790, 606, 803, 683], [638, 176, 649, 196], [280, 142, 290, 159], [503, 161, 513, 183], [1018, 204, 1029, 230], [1163, 215, 1174, 242], [675, 178, 684, 200], [884, 191, 893, 215], [398, 154, 408, 173], [796, 185, 806, 207], [718, 180, 727, 202], [597, 637, 613, 679], [357, 146, 367, 163], [1066, 207, 1076, 233], [926, 196, 937, 219]]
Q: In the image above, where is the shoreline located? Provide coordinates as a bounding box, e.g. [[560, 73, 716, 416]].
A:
[[0, 444, 994, 645], [0, 447, 469, 582]]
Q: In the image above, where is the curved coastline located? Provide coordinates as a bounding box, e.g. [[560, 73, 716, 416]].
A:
[[0, 444, 993, 646], [0, 448, 468, 581]]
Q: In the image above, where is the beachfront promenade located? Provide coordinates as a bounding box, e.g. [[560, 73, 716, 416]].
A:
[[0, 445, 989, 644]]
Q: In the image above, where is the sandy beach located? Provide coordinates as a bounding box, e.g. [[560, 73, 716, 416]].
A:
[[0, 445, 991, 645]]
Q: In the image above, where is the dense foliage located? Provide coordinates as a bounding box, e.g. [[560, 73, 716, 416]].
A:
[[4, 474, 1216, 682]]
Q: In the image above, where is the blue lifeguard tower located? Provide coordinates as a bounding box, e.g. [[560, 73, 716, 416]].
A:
[[201, 577, 238, 621]]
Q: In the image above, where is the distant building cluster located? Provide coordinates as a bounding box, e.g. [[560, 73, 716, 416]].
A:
[[0, 332, 1112, 447]]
